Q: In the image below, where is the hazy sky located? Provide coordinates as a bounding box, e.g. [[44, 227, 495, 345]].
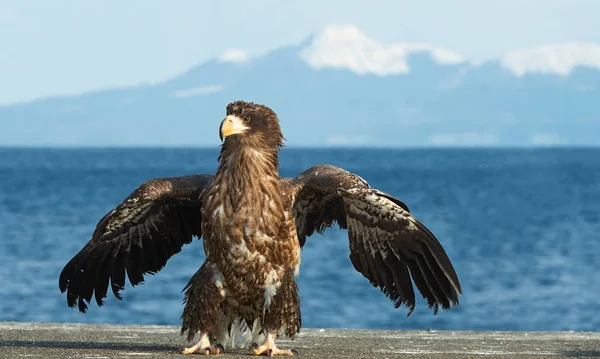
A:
[[1, 0, 599, 105]]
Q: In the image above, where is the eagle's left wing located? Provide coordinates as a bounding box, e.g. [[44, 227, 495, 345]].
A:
[[287, 164, 461, 316]]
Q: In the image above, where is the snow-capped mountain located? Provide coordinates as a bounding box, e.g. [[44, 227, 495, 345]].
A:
[[1, 25, 599, 147]]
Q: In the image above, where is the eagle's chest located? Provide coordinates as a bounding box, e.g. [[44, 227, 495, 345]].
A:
[[203, 188, 279, 238], [201, 184, 300, 300], [202, 184, 287, 265]]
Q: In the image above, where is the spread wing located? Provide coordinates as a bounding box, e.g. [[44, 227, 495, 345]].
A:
[[288, 164, 461, 315], [58, 174, 214, 312]]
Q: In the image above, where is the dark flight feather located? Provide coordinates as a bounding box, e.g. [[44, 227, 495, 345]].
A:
[[288, 164, 462, 315], [58, 174, 213, 312]]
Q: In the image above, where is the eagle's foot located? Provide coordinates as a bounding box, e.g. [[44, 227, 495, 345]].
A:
[[182, 334, 224, 355], [182, 343, 223, 355], [250, 340, 296, 356]]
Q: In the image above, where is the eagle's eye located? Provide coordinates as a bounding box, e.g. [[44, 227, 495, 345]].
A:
[[243, 116, 251, 123]]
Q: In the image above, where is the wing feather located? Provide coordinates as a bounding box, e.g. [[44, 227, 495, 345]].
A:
[[381, 241, 416, 312], [288, 164, 461, 315], [58, 174, 213, 312]]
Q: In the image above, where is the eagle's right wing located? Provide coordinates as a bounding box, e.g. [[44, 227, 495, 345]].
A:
[[58, 174, 214, 312]]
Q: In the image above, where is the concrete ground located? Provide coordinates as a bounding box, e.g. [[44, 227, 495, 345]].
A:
[[0, 321, 599, 358]]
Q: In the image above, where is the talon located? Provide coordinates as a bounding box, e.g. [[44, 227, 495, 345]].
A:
[[214, 343, 225, 354], [251, 343, 262, 356], [291, 348, 298, 355], [182, 346, 198, 355]]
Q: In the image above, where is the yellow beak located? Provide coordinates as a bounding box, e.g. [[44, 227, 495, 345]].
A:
[[219, 115, 249, 141]]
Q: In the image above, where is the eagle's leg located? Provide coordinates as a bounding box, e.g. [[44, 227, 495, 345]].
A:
[[182, 333, 224, 355], [251, 269, 301, 356], [180, 261, 227, 355]]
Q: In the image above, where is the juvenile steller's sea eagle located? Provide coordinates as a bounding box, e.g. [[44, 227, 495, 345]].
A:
[[59, 100, 462, 356]]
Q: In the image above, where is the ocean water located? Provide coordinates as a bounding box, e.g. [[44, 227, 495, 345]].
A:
[[1, 147, 599, 332]]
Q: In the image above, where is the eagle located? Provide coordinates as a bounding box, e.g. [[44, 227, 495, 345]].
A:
[[58, 100, 462, 356]]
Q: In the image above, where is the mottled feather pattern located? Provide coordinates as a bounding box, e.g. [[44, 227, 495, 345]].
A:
[[263, 269, 301, 339], [287, 164, 461, 316], [292, 191, 347, 246], [99, 175, 210, 237], [58, 174, 213, 312], [181, 261, 225, 342]]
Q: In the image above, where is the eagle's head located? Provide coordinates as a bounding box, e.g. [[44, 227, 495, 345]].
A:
[[219, 100, 284, 150]]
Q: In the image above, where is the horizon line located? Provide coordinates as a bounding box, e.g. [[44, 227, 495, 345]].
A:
[[0, 144, 598, 150]]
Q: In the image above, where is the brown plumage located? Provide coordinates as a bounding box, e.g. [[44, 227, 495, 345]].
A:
[[58, 100, 462, 356]]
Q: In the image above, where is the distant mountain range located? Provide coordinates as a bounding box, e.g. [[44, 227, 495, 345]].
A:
[[2, 25, 599, 147]]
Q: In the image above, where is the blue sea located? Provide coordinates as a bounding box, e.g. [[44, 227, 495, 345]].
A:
[[1, 147, 599, 332]]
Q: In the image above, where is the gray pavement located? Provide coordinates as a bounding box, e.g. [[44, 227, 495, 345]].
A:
[[1, 321, 599, 358]]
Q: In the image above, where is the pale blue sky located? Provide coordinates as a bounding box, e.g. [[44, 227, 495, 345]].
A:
[[1, 0, 599, 105]]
